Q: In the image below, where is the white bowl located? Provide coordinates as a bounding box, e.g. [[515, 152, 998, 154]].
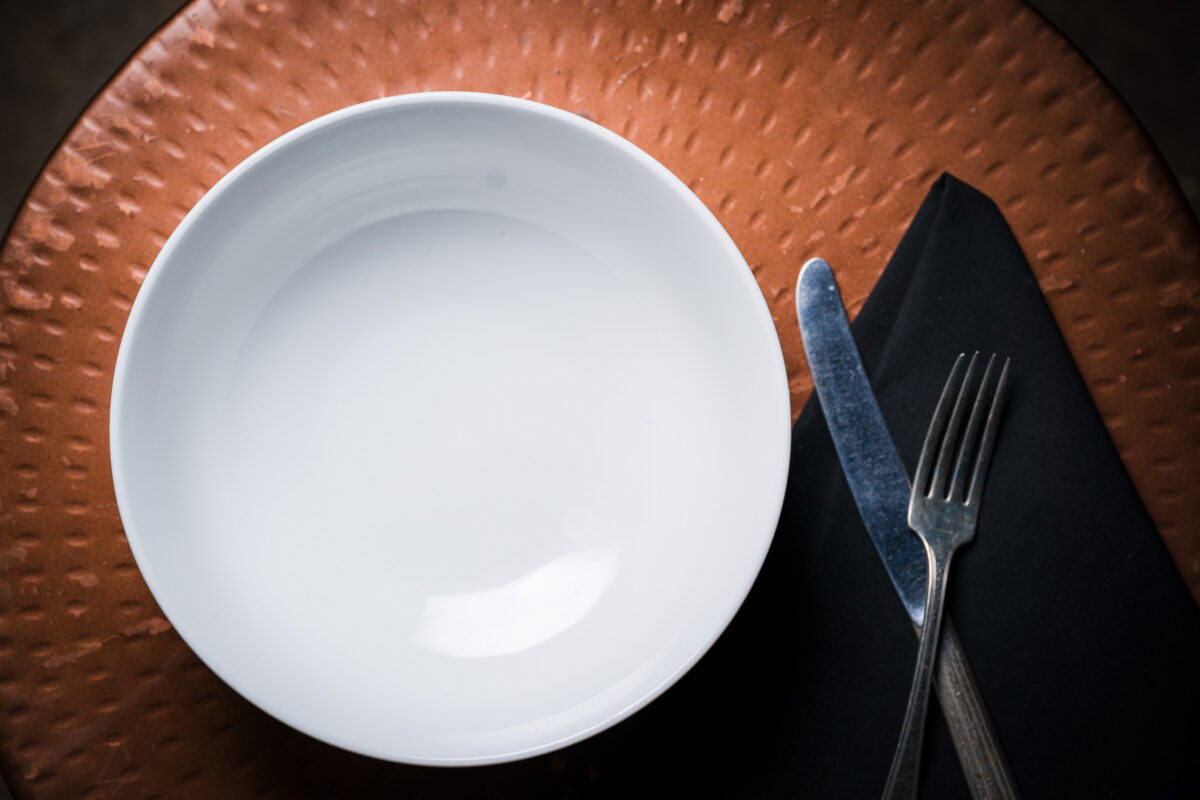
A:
[[110, 92, 790, 765]]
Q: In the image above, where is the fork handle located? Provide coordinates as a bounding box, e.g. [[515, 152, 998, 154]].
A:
[[884, 543, 953, 800], [935, 618, 1022, 799]]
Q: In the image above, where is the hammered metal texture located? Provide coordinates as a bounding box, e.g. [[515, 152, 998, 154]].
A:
[[1, 0, 1197, 796]]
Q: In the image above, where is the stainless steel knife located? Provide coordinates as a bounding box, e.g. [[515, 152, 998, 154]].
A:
[[795, 258, 1019, 800]]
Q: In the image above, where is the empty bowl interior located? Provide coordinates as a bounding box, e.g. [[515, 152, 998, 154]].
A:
[[111, 94, 789, 763]]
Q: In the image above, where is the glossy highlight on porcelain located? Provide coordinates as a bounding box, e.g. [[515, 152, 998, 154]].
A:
[[110, 93, 790, 765]]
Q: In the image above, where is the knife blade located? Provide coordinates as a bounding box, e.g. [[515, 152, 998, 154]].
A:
[[795, 258, 926, 626], [795, 257, 1019, 800]]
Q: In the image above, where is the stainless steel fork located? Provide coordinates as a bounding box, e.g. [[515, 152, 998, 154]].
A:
[[883, 352, 1011, 800]]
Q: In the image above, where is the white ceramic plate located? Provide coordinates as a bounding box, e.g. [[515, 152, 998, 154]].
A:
[[110, 93, 790, 765]]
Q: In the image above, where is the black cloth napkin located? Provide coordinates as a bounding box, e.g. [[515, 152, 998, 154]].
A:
[[519, 173, 1200, 798], [761, 173, 1200, 797]]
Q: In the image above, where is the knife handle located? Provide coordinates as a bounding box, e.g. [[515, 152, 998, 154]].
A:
[[931, 617, 1022, 799]]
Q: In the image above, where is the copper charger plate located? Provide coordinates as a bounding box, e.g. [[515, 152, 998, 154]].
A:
[[1, 0, 1198, 796]]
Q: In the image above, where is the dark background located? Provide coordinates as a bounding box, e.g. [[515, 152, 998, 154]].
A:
[[0, 0, 1198, 232], [0, 1, 1197, 798]]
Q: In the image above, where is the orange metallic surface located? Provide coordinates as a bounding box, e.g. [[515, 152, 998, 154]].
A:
[[1, 1, 1197, 796]]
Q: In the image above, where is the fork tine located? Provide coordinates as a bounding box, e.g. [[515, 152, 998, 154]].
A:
[[949, 354, 998, 501], [913, 354, 966, 497], [931, 352, 979, 498], [967, 357, 1011, 507]]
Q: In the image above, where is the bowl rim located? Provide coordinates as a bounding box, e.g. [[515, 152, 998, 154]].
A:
[[109, 91, 792, 766]]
